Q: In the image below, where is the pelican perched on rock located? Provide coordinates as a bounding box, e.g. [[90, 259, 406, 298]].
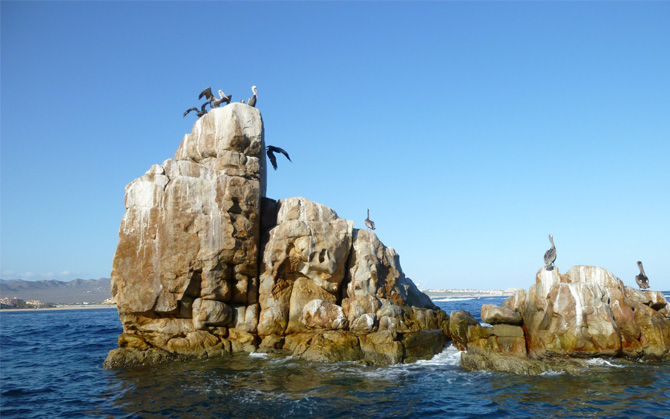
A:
[[183, 101, 210, 118], [266, 145, 291, 170], [248, 86, 257, 107], [365, 209, 376, 230], [544, 234, 556, 270], [199, 87, 231, 108], [636, 261, 650, 289]]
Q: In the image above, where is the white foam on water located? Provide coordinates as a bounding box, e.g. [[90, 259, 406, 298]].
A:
[[585, 358, 625, 368], [539, 370, 566, 376], [414, 344, 463, 367], [248, 352, 268, 359], [268, 355, 294, 365]]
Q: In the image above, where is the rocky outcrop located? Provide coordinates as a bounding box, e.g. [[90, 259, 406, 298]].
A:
[[255, 197, 448, 364], [257, 197, 353, 337], [506, 266, 670, 360], [104, 105, 448, 368], [480, 304, 522, 325], [457, 265, 670, 375]]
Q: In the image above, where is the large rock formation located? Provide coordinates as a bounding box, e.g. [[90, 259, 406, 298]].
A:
[[104, 104, 448, 368], [458, 265, 670, 375]]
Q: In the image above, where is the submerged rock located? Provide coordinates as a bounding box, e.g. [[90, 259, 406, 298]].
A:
[[105, 105, 448, 368]]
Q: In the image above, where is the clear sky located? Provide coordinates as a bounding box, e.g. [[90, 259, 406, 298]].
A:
[[1, 2, 668, 290]]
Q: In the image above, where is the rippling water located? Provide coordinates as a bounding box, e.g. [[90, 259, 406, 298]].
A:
[[2, 297, 670, 418]]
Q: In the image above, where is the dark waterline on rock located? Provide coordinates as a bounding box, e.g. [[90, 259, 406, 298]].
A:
[[2, 297, 670, 418]]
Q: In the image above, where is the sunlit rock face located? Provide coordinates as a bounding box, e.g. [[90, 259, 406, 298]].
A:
[[458, 265, 670, 375], [342, 229, 439, 334], [109, 104, 265, 361], [257, 197, 449, 364], [503, 266, 670, 360], [105, 105, 447, 369], [257, 197, 354, 336]]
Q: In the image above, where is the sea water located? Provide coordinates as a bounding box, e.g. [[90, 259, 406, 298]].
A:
[[2, 296, 670, 418]]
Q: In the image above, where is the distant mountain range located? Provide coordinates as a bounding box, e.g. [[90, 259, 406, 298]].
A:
[[0, 278, 111, 304]]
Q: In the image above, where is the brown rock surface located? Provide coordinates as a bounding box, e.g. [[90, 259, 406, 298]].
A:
[[257, 197, 353, 336], [461, 265, 670, 375], [449, 310, 479, 351], [481, 304, 522, 325], [502, 265, 670, 360], [109, 104, 264, 363]]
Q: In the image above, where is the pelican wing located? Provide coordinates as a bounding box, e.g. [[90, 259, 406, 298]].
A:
[[248, 95, 257, 107], [269, 146, 291, 162], [267, 149, 278, 170], [544, 247, 556, 267], [183, 107, 198, 117], [199, 87, 213, 100]]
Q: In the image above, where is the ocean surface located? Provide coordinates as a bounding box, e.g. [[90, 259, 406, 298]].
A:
[[2, 295, 670, 418]]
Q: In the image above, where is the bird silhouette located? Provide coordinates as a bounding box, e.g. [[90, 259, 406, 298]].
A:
[[266, 145, 291, 170], [183, 102, 210, 118]]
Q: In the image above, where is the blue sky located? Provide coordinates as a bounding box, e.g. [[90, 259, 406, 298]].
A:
[[1, 2, 668, 290]]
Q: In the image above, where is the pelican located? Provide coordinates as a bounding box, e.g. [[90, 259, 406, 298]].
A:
[[266, 145, 291, 170], [365, 209, 376, 230], [544, 234, 556, 270], [248, 85, 257, 107], [240, 99, 245, 104], [199, 87, 231, 108], [635, 261, 650, 289], [183, 101, 210, 118]]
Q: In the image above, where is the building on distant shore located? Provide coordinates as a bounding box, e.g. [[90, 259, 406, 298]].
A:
[[0, 297, 26, 308], [0, 297, 54, 309], [26, 300, 54, 308]]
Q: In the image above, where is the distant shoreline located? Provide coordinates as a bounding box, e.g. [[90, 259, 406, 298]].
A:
[[0, 304, 117, 313], [424, 289, 518, 299], [1, 290, 519, 312]]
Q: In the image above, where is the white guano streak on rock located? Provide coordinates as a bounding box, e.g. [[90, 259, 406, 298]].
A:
[[297, 199, 316, 260], [568, 284, 585, 328], [126, 180, 158, 257]]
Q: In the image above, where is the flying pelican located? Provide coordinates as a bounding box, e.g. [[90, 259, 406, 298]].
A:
[[183, 101, 210, 118], [199, 87, 232, 108], [544, 234, 556, 270], [365, 209, 376, 230], [635, 261, 650, 289], [266, 145, 291, 170], [248, 86, 257, 107]]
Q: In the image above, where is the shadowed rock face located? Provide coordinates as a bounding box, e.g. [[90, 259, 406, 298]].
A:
[[105, 105, 447, 368]]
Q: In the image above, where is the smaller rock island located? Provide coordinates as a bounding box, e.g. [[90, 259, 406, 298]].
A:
[[455, 266, 670, 375]]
